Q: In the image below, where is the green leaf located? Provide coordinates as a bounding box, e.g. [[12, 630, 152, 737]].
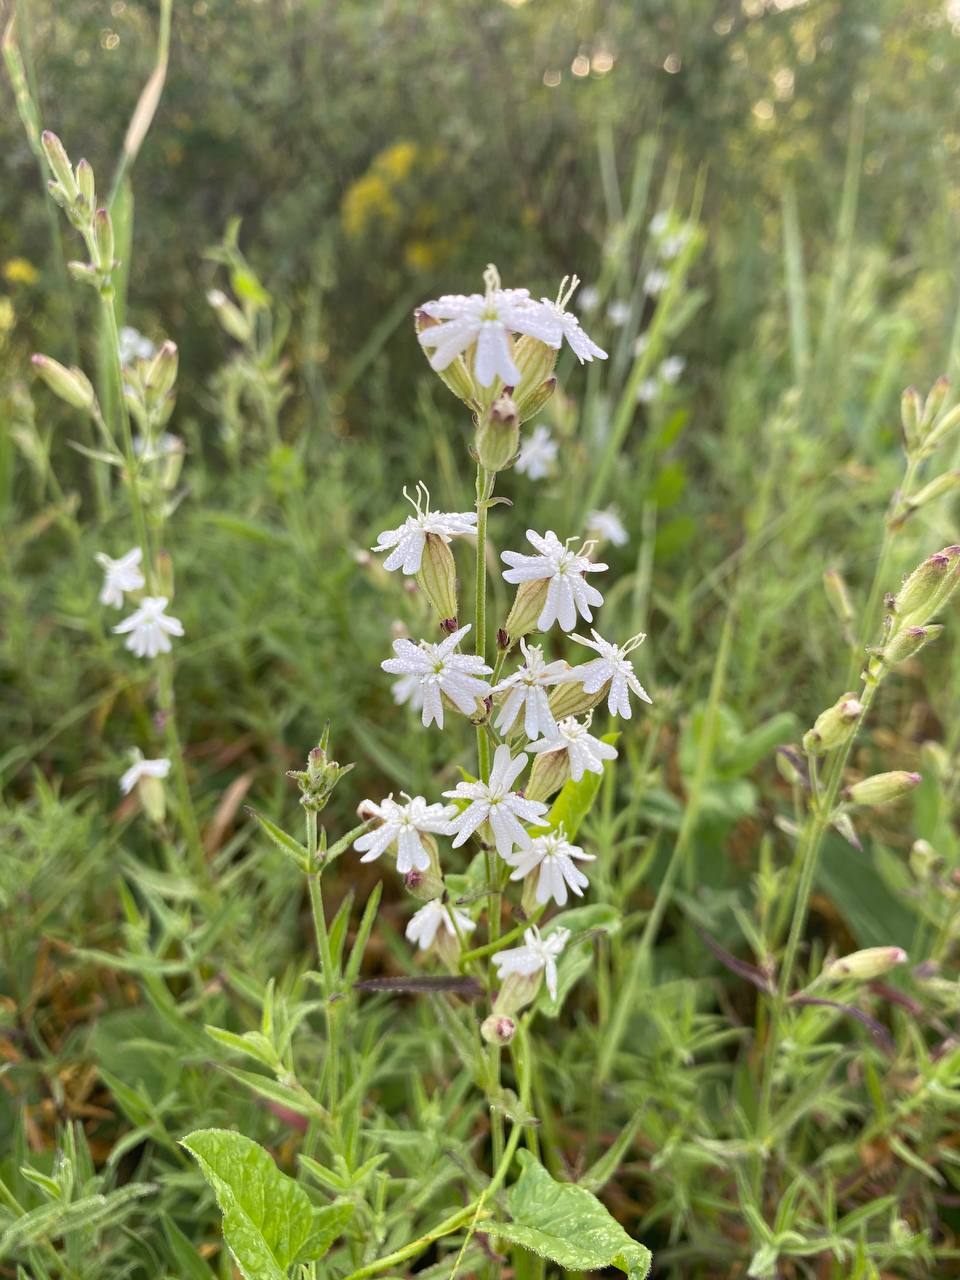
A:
[[497, 1151, 652, 1279], [244, 807, 310, 871], [180, 1128, 321, 1280], [297, 1202, 355, 1263]]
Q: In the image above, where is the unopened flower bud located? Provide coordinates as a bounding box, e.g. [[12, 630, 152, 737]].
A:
[[493, 968, 542, 1016], [515, 376, 558, 425], [476, 396, 520, 472], [67, 261, 100, 287], [76, 158, 96, 210], [909, 838, 941, 880], [138, 772, 167, 825], [414, 309, 478, 407], [286, 728, 354, 812], [94, 207, 114, 270], [31, 354, 96, 412], [145, 340, 179, 401], [776, 745, 807, 787], [41, 131, 78, 202], [920, 739, 951, 782], [547, 675, 603, 721], [416, 533, 458, 623], [525, 748, 569, 803], [922, 376, 950, 430], [923, 402, 960, 452], [481, 1013, 517, 1046], [880, 624, 942, 666], [904, 470, 960, 516], [403, 865, 445, 903], [892, 546, 960, 627], [823, 946, 907, 983], [504, 578, 549, 642], [802, 693, 862, 756], [497, 628, 510, 650], [823, 568, 854, 631], [207, 289, 251, 343], [844, 770, 921, 807], [900, 385, 922, 452]]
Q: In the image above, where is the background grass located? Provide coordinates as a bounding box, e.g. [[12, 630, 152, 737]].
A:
[[3, 1, 960, 1277]]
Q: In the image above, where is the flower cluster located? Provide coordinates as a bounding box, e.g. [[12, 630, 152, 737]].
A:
[[352, 265, 654, 1037]]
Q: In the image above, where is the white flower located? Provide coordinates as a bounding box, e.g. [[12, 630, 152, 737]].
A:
[[417, 263, 558, 388], [577, 284, 600, 312], [586, 507, 628, 547], [649, 211, 670, 238], [132, 432, 183, 461], [382, 623, 491, 729], [660, 355, 685, 385], [443, 744, 547, 858], [113, 596, 184, 659], [391, 671, 425, 712], [119, 752, 171, 795], [491, 638, 569, 740], [661, 232, 688, 261], [535, 276, 607, 363], [492, 924, 570, 1000], [515, 425, 558, 480], [373, 483, 477, 575], [636, 378, 658, 405], [353, 794, 456, 874], [559, 630, 652, 718], [118, 325, 156, 367], [501, 529, 608, 632], [528, 715, 619, 781], [406, 899, 476, 951], [606, 300, 631, 328], [632, 333, 649, 358], [644, 270, 669, 297], [95, 546, 145, 609], [504, 824, 595, 907]]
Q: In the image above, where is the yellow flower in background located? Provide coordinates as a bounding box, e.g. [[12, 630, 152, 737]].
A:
[[3, 257, 39, 285], [377, 140, 417, 182], [0, 296, 15, 347], [342, 172, 400, 238]]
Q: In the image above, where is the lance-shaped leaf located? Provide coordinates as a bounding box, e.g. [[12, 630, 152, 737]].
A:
[[494, 1150, 652, 1279]]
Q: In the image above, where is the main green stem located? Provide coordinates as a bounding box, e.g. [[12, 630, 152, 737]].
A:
[[306, 809, 339, 1110]]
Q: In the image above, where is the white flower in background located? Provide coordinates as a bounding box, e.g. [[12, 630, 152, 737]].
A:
[[560, 629, 652, 718], [417, 263, 558, 387], [505, 825, 595, 906], [406, 899, 476, 951], [577, 284, 600, 312], [660, 355, 686, 385], [636, 378, 658, 405], [113, 596, 184, 659], [529, 714, 619, 781], [586, 507, 628, 547], [95, 546, 145, 609], [536, 276, 608, 363], [661, 232, 688, 260], [649, 210, 670, 238], [492, 638, 568, 740], [132, 432, 183, 461], [382, 623, 491, 729], [119, 751, 171, 795], [354, 794, 456, 874], [501, 529, 608, 632], [515, 424, 558, 480], [118, 325, 156, 367], [644, 269, 669, 297], [373, 483, 477, 575], [492, 924, 570, 1000], [606, 300, 631, 328], [391, 671, 425, 712], [632, 333, 649, 358], [443, 744, 548, 857]]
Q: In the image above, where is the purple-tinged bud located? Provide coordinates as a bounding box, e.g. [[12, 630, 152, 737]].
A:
[[823, 946, 908, 983], [880, 624, 943, 666], [802, 694, 862, 756], [892, 546, 960, 627], [776, 745, 808, 788], [481, 1013, 517, 1046], [441, 616, 459, 633], [403, 866, 445, 903], [497, 627, 510, 650], [844, 771, 921, 807]]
